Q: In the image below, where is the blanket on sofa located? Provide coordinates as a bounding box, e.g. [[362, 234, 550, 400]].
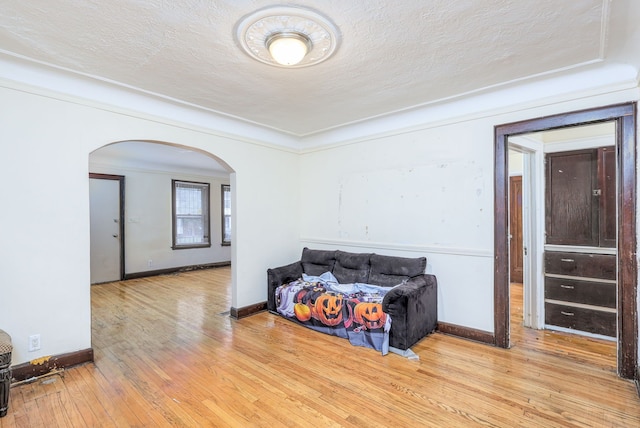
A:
[[275, 272, 394, 355]]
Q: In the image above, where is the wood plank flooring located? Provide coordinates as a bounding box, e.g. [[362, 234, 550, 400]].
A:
[[1, 269, 638, 427]]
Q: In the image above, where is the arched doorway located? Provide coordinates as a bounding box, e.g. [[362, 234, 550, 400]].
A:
[[88, 139, 235, 293], [89, 140, 234, 279]]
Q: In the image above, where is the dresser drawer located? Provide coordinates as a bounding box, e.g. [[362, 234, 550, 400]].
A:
[[544, 277, 616, 308], [544, 252, 616, 280], [545, 302, 616, 337]]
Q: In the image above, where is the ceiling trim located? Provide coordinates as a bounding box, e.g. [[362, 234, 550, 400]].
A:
[[0, 50, 301, 150], [1, 51, 638, 154], [298, 63, 640, 152], [298, 58, 607, 139]]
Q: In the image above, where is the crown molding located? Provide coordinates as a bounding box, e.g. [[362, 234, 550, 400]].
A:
[[1, 50, 637, 154], [0, 51, 300, 151], [298, 62, 639, 152]]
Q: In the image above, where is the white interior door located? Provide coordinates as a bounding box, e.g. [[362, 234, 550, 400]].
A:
[[90, 177, 122, 284], [509, 137, 545, 329]]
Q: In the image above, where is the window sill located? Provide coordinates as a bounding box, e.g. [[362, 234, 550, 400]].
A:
[[172, 244, 212, 250]]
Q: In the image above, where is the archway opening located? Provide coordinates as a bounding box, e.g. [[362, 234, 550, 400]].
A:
[[88, 139, 236, 350]]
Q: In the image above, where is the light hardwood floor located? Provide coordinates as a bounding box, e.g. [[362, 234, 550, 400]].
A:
[[1, 269, 638, 427]]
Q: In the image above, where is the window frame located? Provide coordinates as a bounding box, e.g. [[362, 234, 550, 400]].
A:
[[221, 184, 231, 246], [171, 179, 211, 250]]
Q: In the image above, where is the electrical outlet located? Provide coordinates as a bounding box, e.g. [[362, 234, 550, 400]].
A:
[[148, 259, 153, 267], [29, 334, 41, 352]]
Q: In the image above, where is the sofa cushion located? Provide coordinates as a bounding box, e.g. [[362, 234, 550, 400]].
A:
[[332, 251, 372, 284], [301, 247, 337, 276], [368, 254, 427, 287]]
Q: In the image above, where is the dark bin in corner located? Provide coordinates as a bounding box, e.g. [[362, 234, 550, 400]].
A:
[[0, 330, 12, 417]]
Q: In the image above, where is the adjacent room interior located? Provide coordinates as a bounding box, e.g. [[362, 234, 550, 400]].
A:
[[508, 122, 618, 373]]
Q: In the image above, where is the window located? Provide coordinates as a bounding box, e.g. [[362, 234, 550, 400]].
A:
[[172, 180, 210, 249], [221, 184, 231, 246]]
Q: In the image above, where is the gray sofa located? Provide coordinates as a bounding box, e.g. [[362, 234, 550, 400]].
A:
[[267, 247, 438, 350]]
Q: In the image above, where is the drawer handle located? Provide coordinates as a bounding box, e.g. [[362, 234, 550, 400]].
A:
[[560, 285, 575, 289], [560, 258, 575, 262], [561, 311, 574, 316]]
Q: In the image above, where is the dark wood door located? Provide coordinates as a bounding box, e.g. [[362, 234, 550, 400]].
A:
[[546, 148, 616, 247], [545, 150, 599, 246], [509, 176, 523, 283]]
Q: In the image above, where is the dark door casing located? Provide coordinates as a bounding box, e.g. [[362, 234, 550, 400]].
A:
[[494, 102, 637, 380]]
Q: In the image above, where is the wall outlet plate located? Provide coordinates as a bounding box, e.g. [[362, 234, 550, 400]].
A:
[[29, 334, 41, 352]]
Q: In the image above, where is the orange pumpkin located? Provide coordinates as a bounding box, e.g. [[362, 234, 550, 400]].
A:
[[293, 303, 312, 322], [315, 293, 344, 326], [354, 302, 386, 330], [294, 287, 326, 320]]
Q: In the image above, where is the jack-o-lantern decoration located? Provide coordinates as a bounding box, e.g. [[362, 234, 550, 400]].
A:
[[354, 302, 386, 330], [315, 293, 344, 326], [295, 287, 325, 304], [296, 286, 326, 320]]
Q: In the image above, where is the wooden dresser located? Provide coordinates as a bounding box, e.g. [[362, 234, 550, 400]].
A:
[[544, 146, 617, 338], [544, 251, 616, 337]]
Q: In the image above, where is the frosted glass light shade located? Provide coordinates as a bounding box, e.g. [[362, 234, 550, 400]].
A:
[[266, 32, 312, 66]]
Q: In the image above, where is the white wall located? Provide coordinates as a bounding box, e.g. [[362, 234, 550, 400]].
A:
[[300, 120, 496, 330], [0, 85, 300, 365], [299, 87, 640, 334], [88, 163, 231, 274], [508, 151, 523, 176]]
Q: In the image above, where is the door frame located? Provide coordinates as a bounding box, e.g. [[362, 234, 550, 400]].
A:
[[89, 173, 125, 281], [494, 102, 637, 379]]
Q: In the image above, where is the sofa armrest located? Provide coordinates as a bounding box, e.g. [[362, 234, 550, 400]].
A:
[[267, 261, 303, 312], [382, 274, 437, 350]]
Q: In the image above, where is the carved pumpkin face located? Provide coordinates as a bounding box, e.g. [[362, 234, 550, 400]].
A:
[[354, 302, 386, 330], [315, 293, 344, 326]]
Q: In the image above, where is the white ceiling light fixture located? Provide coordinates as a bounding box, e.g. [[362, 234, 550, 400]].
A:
[[266, 32, 312, 66], [235, 6, 340, 68]]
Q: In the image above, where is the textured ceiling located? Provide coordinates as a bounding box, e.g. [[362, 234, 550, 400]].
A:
[[0, 1, 639, 137]]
